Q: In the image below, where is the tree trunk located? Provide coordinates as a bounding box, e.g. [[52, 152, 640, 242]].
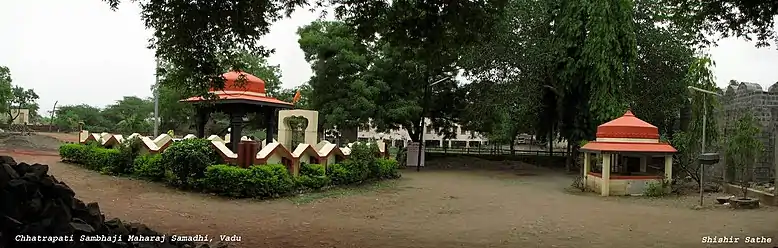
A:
[[547, 132, 553, 157], [565, 142, 572, 172], [509, 138, 516, 155], [679, 102, 691, 132]]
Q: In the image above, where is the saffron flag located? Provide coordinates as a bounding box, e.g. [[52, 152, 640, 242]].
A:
[[293, 90, 301, 104]]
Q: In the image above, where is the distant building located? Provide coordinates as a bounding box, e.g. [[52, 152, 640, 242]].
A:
[[357, 118, 488, 148], [3, 108, 30, 125]]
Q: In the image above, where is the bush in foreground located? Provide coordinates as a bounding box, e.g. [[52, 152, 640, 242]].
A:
[[375, 158, 401, 179], [297, 163, 330, 190], [202, 164, 296, 198], [160, 138, 221, 189], [133, 154, 164, 181]]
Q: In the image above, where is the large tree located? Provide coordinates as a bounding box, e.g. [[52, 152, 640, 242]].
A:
[[332, 0, 506, 141], [628, 0, 696, 133], [5, 86, 39, 126], [551, 0, 638, 148], [297, 21, 377, 131], [457, 0, 553, 153], [0, 66, 13, 116], [55, 104, 109, 132], [664, 0, 777, 47], [671, 55, 720, 185], [105, 0, 307, 96]]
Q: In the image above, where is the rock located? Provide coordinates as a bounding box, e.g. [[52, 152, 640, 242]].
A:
[[730, 198, 760, 209], [0, 156, 230, 248]]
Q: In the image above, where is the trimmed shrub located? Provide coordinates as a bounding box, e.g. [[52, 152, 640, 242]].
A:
[[202, 164, 296, 198], [296, 175, 331, 190], [327, 162, 354, 185], [160, 138, 220, 189], [247, 164, 296, 198], [375, 158, 400, 179], [109, 137, 144, 175], [59, 143, 121, 172], [300, 163, 325, 177], [297, 163, 329, 190], [202, 164, 253, 197], [59, 143, 90, 164], [349, 142, 377, 180], [132, 154, 164, 181]]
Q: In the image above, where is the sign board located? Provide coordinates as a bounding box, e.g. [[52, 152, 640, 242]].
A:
[[406, 142, 425, 167]]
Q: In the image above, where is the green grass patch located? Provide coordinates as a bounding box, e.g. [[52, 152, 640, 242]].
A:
[[288, 179, 402, 205]]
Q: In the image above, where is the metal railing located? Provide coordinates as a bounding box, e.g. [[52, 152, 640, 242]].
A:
[[421, 146, 569, 157]]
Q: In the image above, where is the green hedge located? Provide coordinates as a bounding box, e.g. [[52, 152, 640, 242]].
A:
[[202, 164, 296, 198], [375, 158, 401, 179], [59, 140, 401, 200], [132, 154, 164, 181], [59, 143, 122, 172], [297, 163, 330, 190]]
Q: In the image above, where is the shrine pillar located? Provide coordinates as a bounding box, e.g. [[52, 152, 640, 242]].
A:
[[664, 155, 673, 183], [601, 153, 611, 196]]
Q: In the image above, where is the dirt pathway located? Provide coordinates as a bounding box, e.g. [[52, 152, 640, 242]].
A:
[[8, 153, 778, 248]]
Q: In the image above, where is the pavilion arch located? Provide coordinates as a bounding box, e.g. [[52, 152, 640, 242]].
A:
[[277, 110, 319, 150]]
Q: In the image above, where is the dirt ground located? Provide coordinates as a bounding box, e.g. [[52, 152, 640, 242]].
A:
[[3, 133, 778, 248]]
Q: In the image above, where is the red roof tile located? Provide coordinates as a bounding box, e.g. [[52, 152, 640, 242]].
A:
[[596, 110, 659, 139], [181, 93, 293, 106], [581, 141, 677, 153]]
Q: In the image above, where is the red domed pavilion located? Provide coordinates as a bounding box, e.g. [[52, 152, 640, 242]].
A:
[[580, 110, 676, 196], [181, 71, 293, 152]]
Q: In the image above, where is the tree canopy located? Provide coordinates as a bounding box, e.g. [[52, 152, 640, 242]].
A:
[[664, 0, 778, 47]]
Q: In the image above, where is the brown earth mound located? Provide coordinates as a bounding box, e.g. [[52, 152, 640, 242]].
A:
[[0, 133, 65, 151]]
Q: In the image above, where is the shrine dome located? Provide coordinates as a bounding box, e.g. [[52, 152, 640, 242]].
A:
[[581, 110, 675, 153], [180, 70, 292, 107], [595, 110, 659, 140], [213, 71, 266, 95]]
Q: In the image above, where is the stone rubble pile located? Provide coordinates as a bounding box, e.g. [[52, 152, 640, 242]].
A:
[[0, 155, 228, 248]]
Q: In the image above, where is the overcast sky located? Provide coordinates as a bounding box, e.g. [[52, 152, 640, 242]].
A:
[[1, 0, 777, 114]]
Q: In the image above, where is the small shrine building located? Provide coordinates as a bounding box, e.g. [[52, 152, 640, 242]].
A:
[[580, 110, 677, 196], [181, 71, 294, 152]]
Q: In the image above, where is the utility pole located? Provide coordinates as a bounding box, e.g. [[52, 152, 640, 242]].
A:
[[153, 58, 160, 137], [49, 101, 57, 132], [688, 85, 722, 206]]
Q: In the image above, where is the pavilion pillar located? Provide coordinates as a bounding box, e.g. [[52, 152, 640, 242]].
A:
[[583, 153, 590, 187], [229, 111, 245, 152], [265, 109, 277, 144], [664, 155, 673, 183], [195, 108, 208, 138], [601, 153, 611, 196], [640, 156, 648, 173]]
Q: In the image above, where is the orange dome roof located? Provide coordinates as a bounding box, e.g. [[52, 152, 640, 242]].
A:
[[596, 110, 659, 139], [210, 71, 266, 94]]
